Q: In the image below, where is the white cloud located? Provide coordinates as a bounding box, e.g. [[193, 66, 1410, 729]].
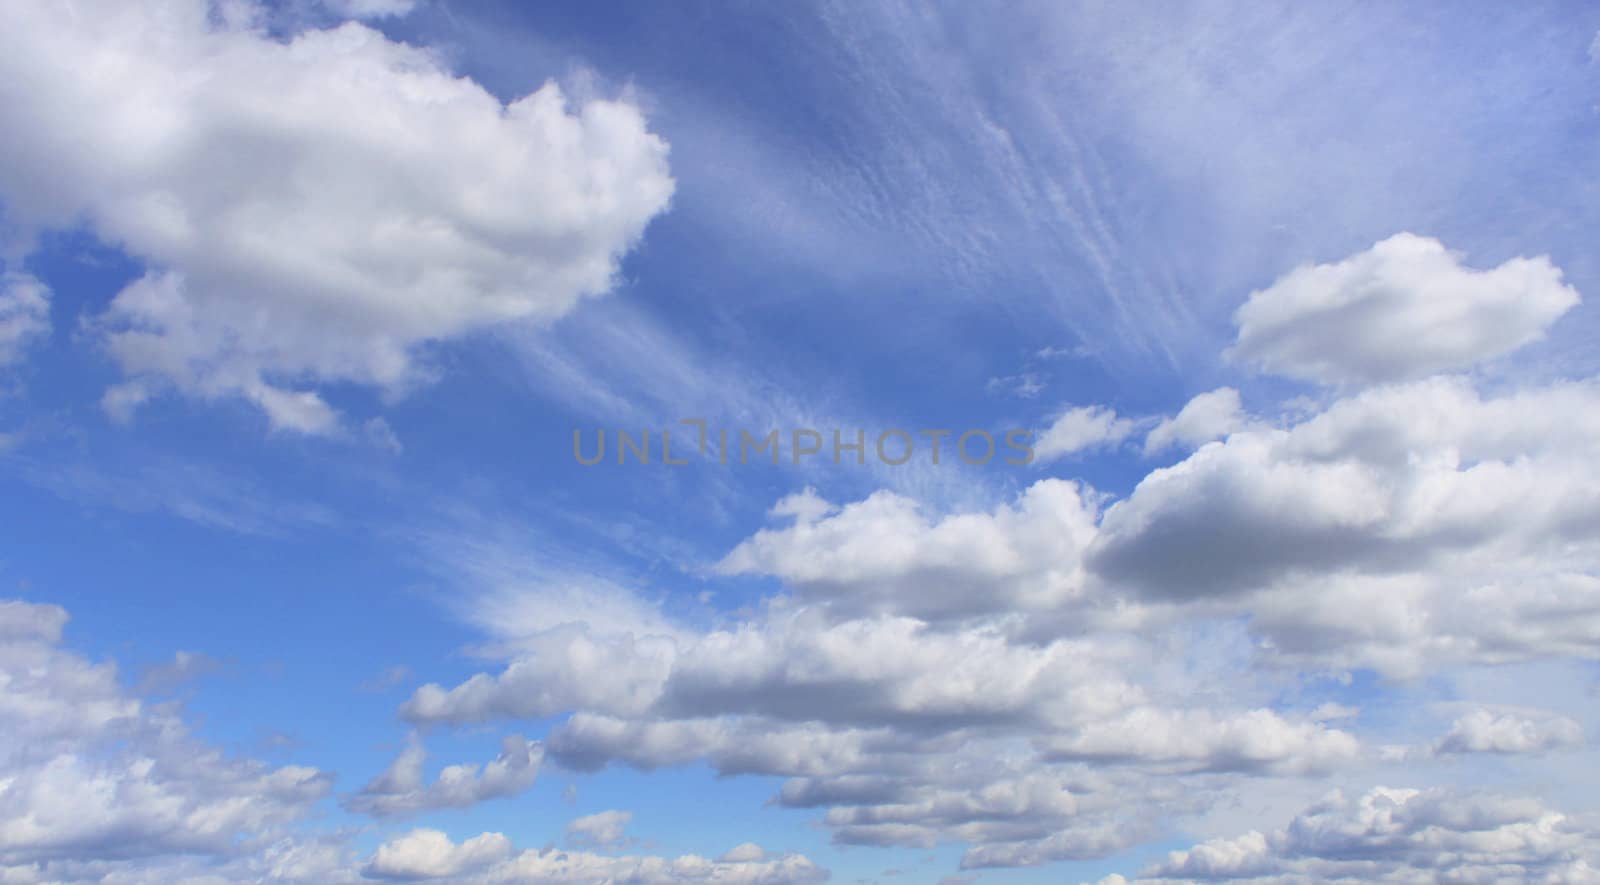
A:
[[1035, 405, 1138, 462], [768, 487, 837, 524], [565, 809, 632, 849], [399, 346, 1600, 865], [1143, 387, 1250, 455], [1092, 373, 1600, 675], [0, 598, 817, 882], [1308, 702, 1359, 723], [721, 843, 767, 863], [1229, 233, 1579, 386], [0, 272, 49, 367], [409, 605, 1142, 735], [0, 599, 333, 876], [959, 823, 1132, 870], [0, 0, 672, 432], [402, 530, 1362, 868], [1042, 708, 1359, 775], [345, 733, 543, 817], [1434, 708, 1584, 756], [1136, 786, 1600, 882], [363, 828, 827, 883], [389, 236, 1600, 872], [364, 829, 514, 880], [718, 479, 1101, 620], [548, 714, 900, 778]]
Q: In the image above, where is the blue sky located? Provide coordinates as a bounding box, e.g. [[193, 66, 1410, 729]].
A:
[[3, 1, 1600, 883]]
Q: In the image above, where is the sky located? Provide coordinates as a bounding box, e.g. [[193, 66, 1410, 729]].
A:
[[3, 0, 1600, 882]]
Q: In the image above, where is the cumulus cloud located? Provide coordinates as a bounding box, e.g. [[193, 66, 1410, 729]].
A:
[[0, 597, 830, 883], [548, 715, 893, 777], [1035, 405, 1139, 462], [412, 606, 1141, 735], [1142, 387, 1250, 455], [1434, 708, 1584, 756], [363, 828, 827, 883], [402, 535, 1357, 868], [1042, 708, 1360, 775], [0, 0, 673, 431], [345, 733, 543, 817], [386, 235, 1600, 874], [0, 599, 334, 879], [1092, 373, 1600, 674], [1133, 786, 1600, 882], [402, 528, 1304, 865], [817, 767, 1147, 864], [1229, 233, 1579, 386], [721, 843, 767, 863], [364, 829, 514, 880], [399, 626, 678, 724], [718, 479, 1101, 620], [404, 340, 1600, 861]]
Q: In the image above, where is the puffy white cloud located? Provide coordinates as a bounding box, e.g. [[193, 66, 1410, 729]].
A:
[[0, 599, 67, 643], [1247, 570, 1600, 678], [1434, 708, 1584, 756], [405, 484, 1372, 871], [0, 272, 50, 368], [0, 599, 334, 877], [400, 625, 679, 723], [395, 556, 692, 723], [818, 768, 1125, 853], [345, 733, 543, 818], [1035, 405, 1139, 462], [1042, 708, 1360, 775], [565, 809, 632, 849], [363, 828, 827, 883], [430, 606, 1144, 735], [1089, 373, 1600, 675], [0, 834, 363, 885], [1092, 375, 1600, 591], [403, 355, 1600, 863], [364, 829, 514, 880], [1143, 387, 1250, 455], [768, 487, 838, 524], [547, 714, 890, 777], [1135, 786, 1600, 882], [395, 255, 1600, 872], [0, 0, 672, 431], [404, 531, 1294, 866], [1229, 233, 1579, 386], [718, 479, 1101, 620], [405, 566, 1369, 870], [0, 600, 815, 883], [720, 843, 767, 863], [959, 823, 1132, 870]]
